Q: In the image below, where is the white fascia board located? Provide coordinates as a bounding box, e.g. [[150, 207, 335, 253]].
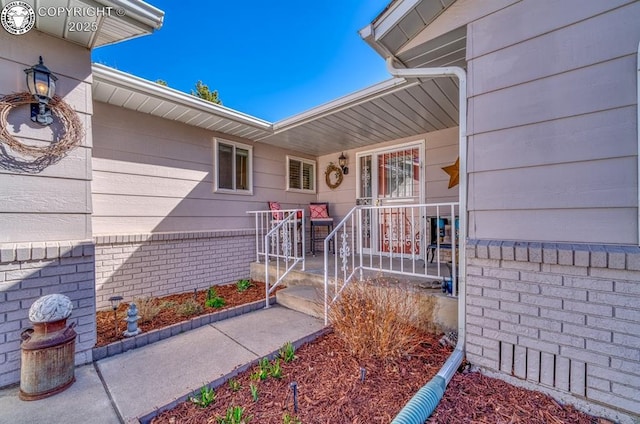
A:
[[271, 77, 418, 133], [367, 0, 423, 41], [94, 0, 165, 29], [92, 64, 272, 131]]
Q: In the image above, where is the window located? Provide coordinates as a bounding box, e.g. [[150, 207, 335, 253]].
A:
[[214, 139, 252, 194], [287, 156, 316, 193]]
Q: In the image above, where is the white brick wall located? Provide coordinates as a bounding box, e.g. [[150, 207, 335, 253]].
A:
[[466, 240, 640, 417], [94, 230, 255, 310], [0, 241, 96, 388]]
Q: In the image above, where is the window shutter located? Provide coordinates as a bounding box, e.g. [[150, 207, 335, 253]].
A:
[[302, 162, 314, 190], [289, 159, 301, 190]]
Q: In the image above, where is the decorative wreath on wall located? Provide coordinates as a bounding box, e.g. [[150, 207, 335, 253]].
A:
[[0, 92, 83, 158], [325, 162, 344, 189]]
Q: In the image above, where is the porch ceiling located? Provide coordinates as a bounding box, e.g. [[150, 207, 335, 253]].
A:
[[2, 0, 164, 48], [257, 76, 459, 156], [359, 0, 467, 69], [92, 64, 459, 157]]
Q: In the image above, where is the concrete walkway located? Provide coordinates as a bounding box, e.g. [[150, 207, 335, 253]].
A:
[[0, 306, 325, 424]]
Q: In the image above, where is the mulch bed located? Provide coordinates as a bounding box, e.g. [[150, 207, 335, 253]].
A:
[[150, 330, 600, 424], [152, 331, 452, 424], [95, 282, 273, 347], [97, 283, 603, 423]]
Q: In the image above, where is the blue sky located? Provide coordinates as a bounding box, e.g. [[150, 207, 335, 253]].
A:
[[92, 1, 392, 122]]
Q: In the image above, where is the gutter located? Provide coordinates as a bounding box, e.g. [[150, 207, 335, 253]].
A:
[[92, 64, 272, 131], [95, 0, 165, 29], [385, 57, 467, 423]]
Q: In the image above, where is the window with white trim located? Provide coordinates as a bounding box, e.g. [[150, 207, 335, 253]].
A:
[[286, 156, 316, 193], [214, 139, 253, 194]]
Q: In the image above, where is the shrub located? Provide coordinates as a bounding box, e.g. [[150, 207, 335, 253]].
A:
[[133, 297, 161, 323], [205, 287, 226, 308], [236, 279, 252, 292], [178, 299, 203, 317], [328, 280, 422, 360]]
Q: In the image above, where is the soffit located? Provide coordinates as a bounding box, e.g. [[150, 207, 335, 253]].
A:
[[361, 0, 467, 69], [92, 64, 459, 157], [1, 0, 164, 48], [258, 76, 459, 156], [92, 64, 274, 141]]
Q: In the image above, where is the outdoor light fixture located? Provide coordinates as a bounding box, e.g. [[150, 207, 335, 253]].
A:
[[338, 152, 349, 175], [24, 56, 57, 126], [108, 295, 123, 337]]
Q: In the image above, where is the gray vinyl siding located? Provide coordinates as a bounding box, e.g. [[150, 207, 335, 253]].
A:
[[91, 102, 316, 235], [0, 30, 93, 243], [466, 0, 640, 244]]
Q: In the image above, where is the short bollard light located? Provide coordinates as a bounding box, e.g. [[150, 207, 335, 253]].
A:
[[290, 381, 298, 413], [108, 296, 123, 338], [123, 303, 141, 337]]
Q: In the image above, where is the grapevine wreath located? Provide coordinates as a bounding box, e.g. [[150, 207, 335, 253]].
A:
[[0, 92, 83, 158]]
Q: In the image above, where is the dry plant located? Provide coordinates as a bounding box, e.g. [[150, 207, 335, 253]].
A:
[[328, 280, 423, 360], [133, 297, 162, 323]]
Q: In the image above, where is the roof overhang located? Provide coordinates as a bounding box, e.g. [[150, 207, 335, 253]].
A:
[[92, 64, 459, 156], [92, 64, 273, 140], [359, 0, 460, 67], [3, 0, 164, 49]]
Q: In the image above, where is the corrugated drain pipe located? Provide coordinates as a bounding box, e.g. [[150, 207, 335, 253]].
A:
[[386, 57, 468, 424]]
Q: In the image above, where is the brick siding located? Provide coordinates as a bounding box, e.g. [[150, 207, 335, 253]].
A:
[[94, 230, 255, 311], [0, 241, 95, 388], [466, 240, 640, 417]]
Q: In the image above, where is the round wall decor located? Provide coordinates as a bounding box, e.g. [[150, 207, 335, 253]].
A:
[[325, 162, 344, 189], [0, 92, 83, 158]]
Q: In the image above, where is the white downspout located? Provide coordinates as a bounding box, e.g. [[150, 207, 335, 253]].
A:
[[637, 41, 640, 246], [386, 57, 467, 424]]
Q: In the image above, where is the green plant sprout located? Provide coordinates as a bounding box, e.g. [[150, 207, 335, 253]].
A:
[[236, 279, 252, 292], [217, 406, 251, 424], [228, 378, 241, 391], [190, 385, 215, 408], [249, 383, 259, 402], [279, 341, 296, 363], [282, 412, 302, 424], [205, 286, 226, 308], [257, 357, 270, 380], [270, 359, 283, 379]]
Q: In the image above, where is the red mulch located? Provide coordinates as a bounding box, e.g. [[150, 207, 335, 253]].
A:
[[95, 282, 273, 347], [150, 331, 600, 424], [97, 283, 602, 423], [152, 331, 452, 424]]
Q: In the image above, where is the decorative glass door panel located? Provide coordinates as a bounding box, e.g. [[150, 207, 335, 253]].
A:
[[377, 147, 421, 255], [357, 143, 424, 256], [357, 155, 372, 250]]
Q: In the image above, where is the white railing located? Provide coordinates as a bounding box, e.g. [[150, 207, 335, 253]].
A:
[[247, 209, 305, 307], [323, 202, 459, 324]]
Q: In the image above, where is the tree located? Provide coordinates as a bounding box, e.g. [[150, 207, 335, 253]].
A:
[[155, 79, 168, 86], [191, 80, 222, 105]]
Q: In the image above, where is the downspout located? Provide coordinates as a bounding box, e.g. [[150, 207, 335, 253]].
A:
[[637, 40, 640, 246], [386, 57, 468, 423]]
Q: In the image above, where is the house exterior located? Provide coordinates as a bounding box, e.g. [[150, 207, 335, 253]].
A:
[[361, 0, 640, 421], [0, 0, 638, 422]]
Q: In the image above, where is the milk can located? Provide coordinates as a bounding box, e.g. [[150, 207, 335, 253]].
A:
[[19, 294, 76, 401]]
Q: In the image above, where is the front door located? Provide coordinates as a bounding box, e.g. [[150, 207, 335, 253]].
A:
[[356, 142, 424, 255]]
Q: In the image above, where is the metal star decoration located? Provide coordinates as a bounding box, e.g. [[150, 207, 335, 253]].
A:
[[442, 157, 460, 189]]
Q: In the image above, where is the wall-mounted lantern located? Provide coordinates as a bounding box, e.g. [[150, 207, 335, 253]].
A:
[[338, 152, 349, 175], [24, 56, 57, 126]]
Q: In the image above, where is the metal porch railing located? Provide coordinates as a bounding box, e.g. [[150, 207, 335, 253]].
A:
[[323, 202, 459, 324], [247, 209, 305, 307]]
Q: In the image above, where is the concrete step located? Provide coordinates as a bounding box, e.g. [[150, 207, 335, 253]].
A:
[[250, 262, 324, 288], [276, 286, 324, 320]]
